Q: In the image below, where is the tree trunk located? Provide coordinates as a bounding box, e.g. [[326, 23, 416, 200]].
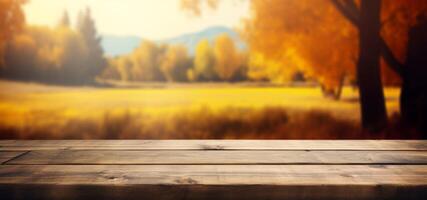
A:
[[401, 17, 427, 136], [357, 0, 387, 132]]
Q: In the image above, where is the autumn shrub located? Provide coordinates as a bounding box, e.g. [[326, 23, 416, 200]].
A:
[[1, 106, 400, 139]]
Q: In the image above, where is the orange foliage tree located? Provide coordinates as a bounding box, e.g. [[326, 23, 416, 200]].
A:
[[0, 0, 26, 67], [213, 34, 241, 81], [330, 0, 427, 132], [129, 40, 166, 81], [244, 0, 357, 99], [2, 25, 90, 84], [181, 0, 427, 133], [161, 44, 191, 82]]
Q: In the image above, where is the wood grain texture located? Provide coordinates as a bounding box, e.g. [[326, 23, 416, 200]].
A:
[[5, 150, 427, 165], [1, 165, 426, 185], [0, 165, 426, 200], [1, 140, 427, 150], [1, 140, 427, 200]]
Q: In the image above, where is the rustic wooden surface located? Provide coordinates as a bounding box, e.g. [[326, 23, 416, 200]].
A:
[[0, 140, 426, 200]]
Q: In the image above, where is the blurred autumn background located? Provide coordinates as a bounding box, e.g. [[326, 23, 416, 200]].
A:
[[0, 0, 426, 139]]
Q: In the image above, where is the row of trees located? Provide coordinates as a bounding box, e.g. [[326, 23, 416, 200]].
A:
[[0, 1, 292, 85], [101, 34, 248, 82], [0, 6, 106, 85]]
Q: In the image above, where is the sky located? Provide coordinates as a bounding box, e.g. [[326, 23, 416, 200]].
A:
[[23, 0, 250, 40]]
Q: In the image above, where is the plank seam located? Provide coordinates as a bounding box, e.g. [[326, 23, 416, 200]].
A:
[[3, 148, 426, 151], [5, 163, 427, 166], [1, 151, 30, 165]]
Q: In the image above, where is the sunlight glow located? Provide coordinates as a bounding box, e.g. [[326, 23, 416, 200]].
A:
[[23, 0, 249, 39]]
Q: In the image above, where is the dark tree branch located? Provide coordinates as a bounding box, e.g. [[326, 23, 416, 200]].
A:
[[340, 0, 360, 23], [380, 38, 404, 76], [331, 0, 360, 26], [330, 0, 404, 77], [343, 0, 359, 16]]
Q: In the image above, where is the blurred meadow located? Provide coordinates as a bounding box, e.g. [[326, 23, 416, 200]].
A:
[[0, 80, 405, 139], [1, 0, 427, 139]]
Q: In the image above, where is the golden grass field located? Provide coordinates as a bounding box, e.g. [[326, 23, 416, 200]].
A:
[[0, 80, 404, 139]]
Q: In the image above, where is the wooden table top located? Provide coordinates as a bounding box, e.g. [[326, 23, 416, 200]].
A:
[[0, 140, 426, 200]]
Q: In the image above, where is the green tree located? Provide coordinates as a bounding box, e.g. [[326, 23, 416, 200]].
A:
[[76, 7, 106, 83], [56, 26, 90, 84], [58, 10, 70, 27]]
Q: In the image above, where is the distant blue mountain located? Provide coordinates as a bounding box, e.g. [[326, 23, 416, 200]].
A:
[[158, 26, 247, 55], [101, 35, 141, 57], [101, 26, 246, 57]]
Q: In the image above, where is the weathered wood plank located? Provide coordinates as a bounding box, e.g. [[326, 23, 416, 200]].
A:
[[1, 140, 427, 151], [0, 165, 426, 185], [0, 165, 426, 200], [1, 140, 427, 199], [0, 152, 26, 164], [6, 150, 427, 165]]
